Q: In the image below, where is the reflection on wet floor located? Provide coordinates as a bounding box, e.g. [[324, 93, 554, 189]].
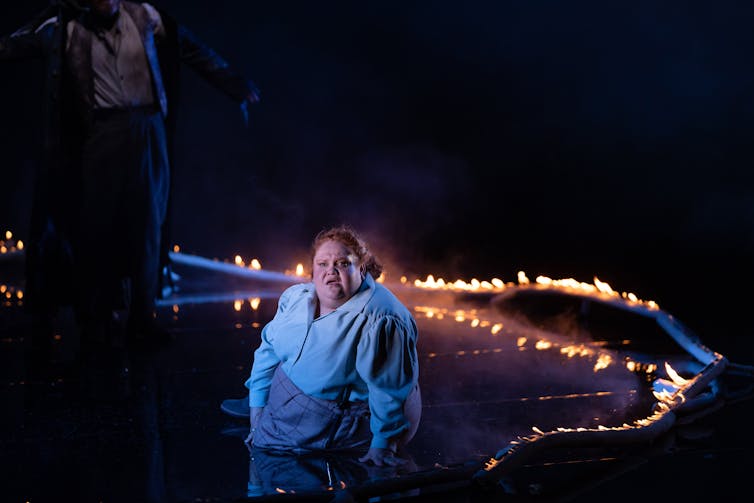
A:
[[1, 254, 753, 502]]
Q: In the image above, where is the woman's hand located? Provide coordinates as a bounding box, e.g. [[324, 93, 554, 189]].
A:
[[245, 407, 264, 447], [358, 447, 408, 467]]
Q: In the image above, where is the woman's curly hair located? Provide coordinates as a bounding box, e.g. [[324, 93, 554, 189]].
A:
[[310, 225, 383, 278]]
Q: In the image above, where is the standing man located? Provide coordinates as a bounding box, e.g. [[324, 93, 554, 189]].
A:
[[1, 0, 260, 350]]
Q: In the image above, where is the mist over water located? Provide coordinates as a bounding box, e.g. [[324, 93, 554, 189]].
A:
[[392, 288, 650, 466]]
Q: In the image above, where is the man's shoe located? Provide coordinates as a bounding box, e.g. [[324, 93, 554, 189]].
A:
[[221, 397, 250, 418]]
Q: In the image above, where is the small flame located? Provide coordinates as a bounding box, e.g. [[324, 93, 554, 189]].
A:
[[234, 255, 244, 266], [626, 359, 658, 374], [665, 362, 689, 385], [295, 263, 304, 276], [173, 244, 180, 253], [652, 376, 686, 405], [250, 258, 262, 270], [172, 305, 179, 313], [561, 344, 591, 358], [593, 276, 614, 295], [4, 231, 11, 240], [233, 300, 243, 312], [249, 297, 261, 310], [593, 353, 612, 371], [17, 240, 24, 250], [535, 340, 552, 350]]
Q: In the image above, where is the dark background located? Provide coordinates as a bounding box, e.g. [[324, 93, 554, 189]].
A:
[[2, 0, 753, 359]]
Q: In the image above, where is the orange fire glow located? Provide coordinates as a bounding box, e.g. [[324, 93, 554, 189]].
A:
[[415, 303, 617, 371], [625, 359, 658, 374], [650, 363, 690, 407], [413, 274, 505, 292], [665, 362, 689, 385], [535, 340, 552, 350], [410, 269, 658, 310]]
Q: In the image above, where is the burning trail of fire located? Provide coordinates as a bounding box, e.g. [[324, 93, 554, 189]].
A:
[[475, 350, 729, 485], [147, 244, 659, 315], [410, 270, 658, 310]]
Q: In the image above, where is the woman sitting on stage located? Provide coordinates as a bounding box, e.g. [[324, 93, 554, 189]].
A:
[[234, 225, 421, 466]]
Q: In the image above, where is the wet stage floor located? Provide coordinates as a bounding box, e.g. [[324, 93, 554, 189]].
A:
[[1, 252, 753, 502]]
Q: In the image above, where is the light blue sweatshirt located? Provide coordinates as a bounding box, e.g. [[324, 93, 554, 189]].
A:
[[246, 273, 419, 449]]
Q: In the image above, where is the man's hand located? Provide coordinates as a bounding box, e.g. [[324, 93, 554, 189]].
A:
[[358, 447, 408, 467]]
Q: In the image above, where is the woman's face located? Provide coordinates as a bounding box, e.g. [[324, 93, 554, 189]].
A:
[[312, 239, 363, 312]]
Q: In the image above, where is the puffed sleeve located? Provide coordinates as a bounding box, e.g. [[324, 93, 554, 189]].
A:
[[245, 287, 295, 407], [356, 314, 419, 449]]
